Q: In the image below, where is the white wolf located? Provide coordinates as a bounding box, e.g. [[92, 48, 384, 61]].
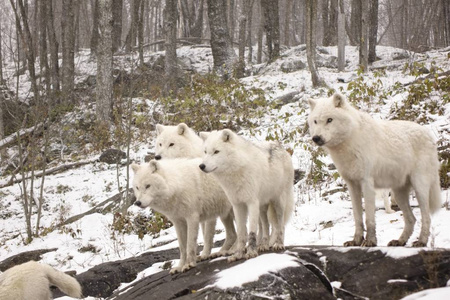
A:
[[200, 129, 295, 262], [131, 158, 236, 273], [154, 123, 203, 160], [0, 261, 82, 300], [154, 123, 236, 260], [308, 93, 441, 247]]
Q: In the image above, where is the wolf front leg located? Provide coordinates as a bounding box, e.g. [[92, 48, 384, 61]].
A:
[[228, 202, 248, 262], [183, 216, 200, 272], [344, 181, 365, 247], [210, 210, 237, 258], [170, 219, 188, 274], [245, 201, 260, 259], [361, 181, 377, 247], [198, 219, 216, 261]]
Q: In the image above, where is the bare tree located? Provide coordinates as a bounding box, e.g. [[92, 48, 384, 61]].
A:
[[305, 0, 325, 87], [112, 0, 123, 52], [0, 21, 3, 84], [261, 0, 280, 61], [96, 0, 114, 123], [237, 0, 254, 77], [338, 0, 345, 72], [46, 0, 60, 96], [360, 0, 369, 71], [207, 0, 238, 78], [125, 0, 142, 52], [91, 0, 100, 54], [164, 0, 178, 95], [38, 0, 50, 94], [368, 0, 378, 63], [62, 0, 76, 102], [349, 0, 361, 46]]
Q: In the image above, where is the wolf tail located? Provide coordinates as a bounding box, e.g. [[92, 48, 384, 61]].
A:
[[429, 176, 442, 215], [43, 264, 82, 298]]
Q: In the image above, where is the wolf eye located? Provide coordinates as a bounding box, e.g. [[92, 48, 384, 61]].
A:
[[145, 184, 150, 189], [214, 150, 220, 154], [136, 187, 139, 191], [169, 143, 174, 147], [327, 118, 333, 123], [314, 120, 317, 124], [159, 143, 162, 146]]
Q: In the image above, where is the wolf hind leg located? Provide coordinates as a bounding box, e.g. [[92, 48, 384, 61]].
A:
[[388, 185, 415, 247]]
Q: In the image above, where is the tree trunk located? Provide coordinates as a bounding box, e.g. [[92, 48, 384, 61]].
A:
[[338, 0, 345, 72], [359, 0, 369, 71], [349, 0, 361, 46], [368, 0, 378, 63], [138, 0, 144, 65], [10, 0, 40, 105], [46, 0, 60, 96], [38, 0, 50, 94], [91, 0, 100, 54], [125, 0, 142, 52], [284, 0, 292, 46], [96, 0, 113, 123], [62, 0, 76, 103], [261, 0, 280, 61], [246, 0, 254, 64], [306, 0, 325, 87], [257, 1, 263, 64], [207, 0, 237, 79], [0, 22, 3, 84], [112, 0, 123, 52], [237, 1, 252, 78], [190, 0, 204, 41], [164, 0, 178, 95]]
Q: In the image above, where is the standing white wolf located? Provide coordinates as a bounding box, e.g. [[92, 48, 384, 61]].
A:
[[131, 158, 236, 273], [154, 123, 236, 260], [200, 129, 295, 261], [308, 93, 441, 247], [0, 261, 82, 300], [154, 123, 203, 160]]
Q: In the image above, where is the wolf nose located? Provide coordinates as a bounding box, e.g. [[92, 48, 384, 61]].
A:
[[312, 135, 324, 145], [155, 155, 161, 160], [134, 201, 142, 207], [199, 164, 206, 171]]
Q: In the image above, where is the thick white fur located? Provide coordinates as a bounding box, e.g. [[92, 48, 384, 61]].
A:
[[155, 123, 204, 159], [308, 93, 441, 247], [0, 261, 82, 300], [154, 123, 236, 260], [131, 158, 236, 273], [200, 130, 295, 262]]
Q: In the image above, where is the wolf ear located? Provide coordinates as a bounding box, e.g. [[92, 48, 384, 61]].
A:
[[332, 93, 346, 108], [199, 132, 210, 141], [131, 163, 140, 173], [177, 123, 188, 135], [308, 98, 316, 111], [156, 124, 164, 135], [222, 129, 233, 142], [149, 160, 158, 173]]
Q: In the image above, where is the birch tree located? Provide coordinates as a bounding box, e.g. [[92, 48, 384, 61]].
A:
[[305, 0, 325, 87], [96, 0, 113, 123], [207, 0, 237, 79]]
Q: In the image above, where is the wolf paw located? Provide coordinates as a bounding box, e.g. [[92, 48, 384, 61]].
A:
[[344, 239, 363, 247], [169, 266, 182, 274], [181, 262, 196, 273], [257, 244, 270, 252], [197, 254, 209, 261], [271, 243, 285, 251], [388, 240, 406, 247], [227, 250, 245, 263], [412, 241, 426, 247], [361, 240, 377, 247], [245, 248, 258, 260]]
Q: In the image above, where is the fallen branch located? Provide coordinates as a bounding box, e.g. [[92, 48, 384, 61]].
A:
[[0, 123, 44, 151], [55, 189, 132, 228], [0, 158, 97, 189]]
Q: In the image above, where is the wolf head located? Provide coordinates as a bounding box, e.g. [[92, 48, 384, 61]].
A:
[[131, 160, 169, 209], [308, 93, 359, 148], [199, 129, 238, 173], [154, 123, 203, 160]]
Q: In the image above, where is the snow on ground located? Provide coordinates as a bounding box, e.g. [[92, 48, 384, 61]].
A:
[[1, 45, 449, 299]]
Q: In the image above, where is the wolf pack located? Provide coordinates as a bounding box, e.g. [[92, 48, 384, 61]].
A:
[[0, 93, 442, 299]]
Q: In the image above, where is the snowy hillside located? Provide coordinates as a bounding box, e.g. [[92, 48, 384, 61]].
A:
[[0, 44, 449, 299]]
